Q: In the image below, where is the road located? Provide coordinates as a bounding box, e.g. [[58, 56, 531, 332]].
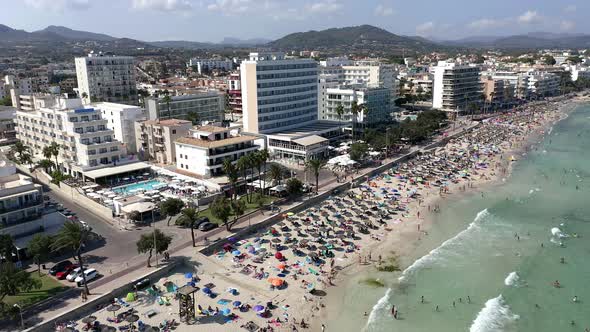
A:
[[44, 188, 190, 275]]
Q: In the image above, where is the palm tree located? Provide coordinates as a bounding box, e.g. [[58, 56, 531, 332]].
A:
[[51, 221, 91, 295], [161, 95, 172, 119], [335, 104, 345, 130], [267, 163, 284, 185], [12, 142, 30, 164], [350, 101, 367, 142], [159, 198, 185, 226], [176, 207, 199, 247], [305, 159, 326, 194], [223, 159, 239, 201], [47, 142, 61, 172], [236, 155, 252, 202], [37, 159, 54, 173], [258, 149, 270, 192]]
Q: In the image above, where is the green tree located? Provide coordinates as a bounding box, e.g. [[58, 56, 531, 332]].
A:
[[161, 95, 172, 119], [176, 207, 199, 247], [0, 95, 12, 106], [253, 149, 270, 193], [45, 142, 61, 171], [305, 159, 326, 194], [51, 221, 91, 295], [27, 234, 53, 276], [37, 159, 54, 173], [0, 235, 15, 260], [236, 155, 253, 202], [350, 101, 367, 142], [223, 159, 239, 201], [128, 210, 142, 222], [230, 199, 246, 227], [0, 262, 42, 303], [186, 111, 200, 125], [544, 55, 556, 66], [210, 196, 232, 231], [349, 142, 369, 162], [159, 198, 185, 226], [267, 163, 285, 185], [335, 104, 345, 129], [286, 177, 304, 197], [136, 229, 172, 267]]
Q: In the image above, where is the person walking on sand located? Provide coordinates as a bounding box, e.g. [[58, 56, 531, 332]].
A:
[[321, 324, 326, 332], [421, 296, 424, 304]]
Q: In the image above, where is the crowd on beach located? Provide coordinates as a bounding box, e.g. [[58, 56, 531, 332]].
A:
[[65, 100, 569, 332]]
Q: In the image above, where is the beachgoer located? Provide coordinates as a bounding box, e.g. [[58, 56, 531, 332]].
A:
[[321, 324, 326, 332], [452, 301, 455, 308], [467, 296, 471, 304], [364, 312, 368, 317], [535, 304, 540, 309], [435, 305, 439, 312], [573, 296, 578, 303], [421, 296, 424, 304]]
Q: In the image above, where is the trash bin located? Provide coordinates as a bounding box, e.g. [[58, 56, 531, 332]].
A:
[[42, 264, 46, 269]]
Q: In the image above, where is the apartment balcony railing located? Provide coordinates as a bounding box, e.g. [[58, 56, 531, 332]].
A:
[[0, 198, 43, 214]]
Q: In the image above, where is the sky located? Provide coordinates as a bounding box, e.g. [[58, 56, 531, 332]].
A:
[[0, 0, 588, 42]]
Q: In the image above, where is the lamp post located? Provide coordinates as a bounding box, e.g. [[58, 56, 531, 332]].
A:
[[14, 304, 23, 329]]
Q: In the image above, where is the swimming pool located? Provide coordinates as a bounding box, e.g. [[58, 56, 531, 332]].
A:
[[112, 180, 166, 195]]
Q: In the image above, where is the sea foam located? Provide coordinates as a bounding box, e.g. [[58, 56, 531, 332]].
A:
[[469, 295, 520, 332], [504, 272, 519, 287], [363, 288, 392, 331], [398, 209, 490, 282]]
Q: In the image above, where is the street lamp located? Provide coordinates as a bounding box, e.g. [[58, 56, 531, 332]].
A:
[[14, 304, 23, 329]]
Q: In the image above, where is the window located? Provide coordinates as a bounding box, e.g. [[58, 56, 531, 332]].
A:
[[180, 164, 184, 168], [172, 130, 176, 134], [99, 148, 107, 153], [179, 154, 183, 158], [88, 150, 96, 155]]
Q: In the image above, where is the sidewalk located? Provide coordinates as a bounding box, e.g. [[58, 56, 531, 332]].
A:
[[19, 121, 478, 330]]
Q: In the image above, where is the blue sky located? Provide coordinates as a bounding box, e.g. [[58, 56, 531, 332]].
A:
[[0, 0, 588, 42]]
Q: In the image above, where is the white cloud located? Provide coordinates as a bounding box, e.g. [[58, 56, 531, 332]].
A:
[[24, 0, 91, 10], [467, 18, 506, 30], [305, 0, 342, 14], [132, 0, 193, 11], [563, 5, 577, 13], [560, 20, 575, 31], [374, 4, 394, 17], [207, 0, 253, 14], [517, 10, 542, 24], [415, 21, 435, 36]]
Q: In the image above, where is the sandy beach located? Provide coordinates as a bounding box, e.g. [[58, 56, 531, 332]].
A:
[[66, 96, 586, 332]]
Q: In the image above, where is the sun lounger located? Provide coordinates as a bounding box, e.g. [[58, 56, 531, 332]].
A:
[[144, 309, 158, 318], [116, 298, 130, 307]]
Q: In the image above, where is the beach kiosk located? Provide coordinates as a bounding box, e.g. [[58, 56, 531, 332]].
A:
[[178, 284, 199, 323]]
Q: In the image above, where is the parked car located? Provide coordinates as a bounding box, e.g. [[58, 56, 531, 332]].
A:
[[75, 268, 98, 286], [66, 267, 84, 282], [198, 222, 217, 232], [56, 265, 78, 280], [78, 220, 90, 230], [194, 217, 210, 229], [49, 260, 73, 276]]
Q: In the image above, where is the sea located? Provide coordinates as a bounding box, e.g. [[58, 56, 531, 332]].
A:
[[328, 102, 590, 332]]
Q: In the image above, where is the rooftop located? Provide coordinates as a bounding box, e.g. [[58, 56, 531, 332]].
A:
[[141, 119, 192, 127], [176, 134, 257, 149], [194, 125, 230, 134]]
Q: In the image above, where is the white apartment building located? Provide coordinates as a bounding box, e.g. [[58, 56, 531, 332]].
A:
[[0, 106, 17, 146], [525, 71, 560, 97], [175, 126, 260, 178], [319, 57, 353, 67], [569, 65, 590, 81], [188, 58, 233, 75], [75, 52, 137, 104], [342, 63, 397, 89], [145, 92, 225, 123], [15, 97, 129, 177], [491, 71, 530, 99], [0, 158, 43, 227], [321, 85, 392, 128], [241, 52, 318, 134], [432, 61, 482, 111], [92, 102, 145, 154], [4, 75, 33, 95]]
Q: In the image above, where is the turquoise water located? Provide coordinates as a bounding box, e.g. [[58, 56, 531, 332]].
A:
[[112, 180, 165, 195], [330, 103, 590, 332]]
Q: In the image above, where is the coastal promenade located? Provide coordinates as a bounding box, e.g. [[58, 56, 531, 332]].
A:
[[17, 120, 477, 331]]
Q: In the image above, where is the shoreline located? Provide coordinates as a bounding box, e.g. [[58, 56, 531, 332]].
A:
[[311, 97, 585, 331]]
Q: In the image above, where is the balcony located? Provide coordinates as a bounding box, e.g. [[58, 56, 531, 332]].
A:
[[0, 198, 43, 214]]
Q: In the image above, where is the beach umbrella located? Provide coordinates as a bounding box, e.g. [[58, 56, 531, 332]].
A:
[[233, 301, 242, 307], [253, 305, 265, 313], [106, 304, 121, 317], [277, 263, 287, 270], [82, 316, 97, 324], [287, 212, 295, 216], [228, 237, 237, 243], [271, 279, 284, 287], [144, 327, 160, 332], [248, 246, 256, 253], [202, 287, 211, 294], [125, 315, 139, 324], [101, 326, 117, 332], [274, 252, 283, 260], [221, 308, 231, 316], [232, 250, 241, 256], [184, 272, 193, 279]]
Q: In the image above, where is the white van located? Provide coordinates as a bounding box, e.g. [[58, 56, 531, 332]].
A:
[[75, 268, 98, 286]]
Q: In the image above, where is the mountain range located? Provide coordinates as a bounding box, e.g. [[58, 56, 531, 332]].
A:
[[2, 24, 590, 51]]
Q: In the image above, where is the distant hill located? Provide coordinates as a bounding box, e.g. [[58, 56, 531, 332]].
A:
[[220, 37, 271, 46], [35, 25, 117, 41], [0, 24, 67, 42], [268, 25, 442, 51], [147, 40, 218, 49], [446, 32, 590, 49]]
